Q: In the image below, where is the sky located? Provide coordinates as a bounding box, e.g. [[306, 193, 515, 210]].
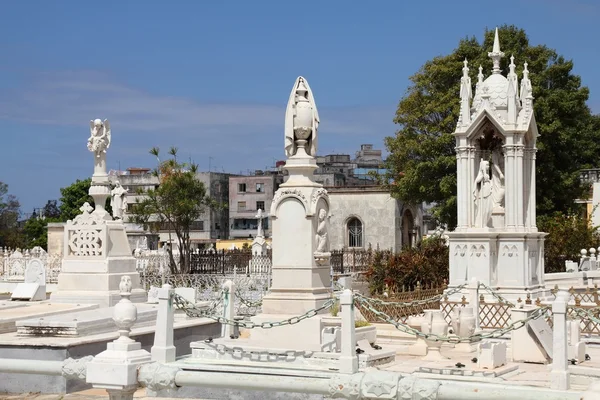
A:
[[1, 0, 599, 213]]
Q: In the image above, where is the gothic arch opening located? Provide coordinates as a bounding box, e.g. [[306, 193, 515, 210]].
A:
[[346, 217, 363, 248]]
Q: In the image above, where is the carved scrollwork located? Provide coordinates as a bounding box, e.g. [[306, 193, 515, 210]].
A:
[[328, 373, 362, 399], [311, 188, 329, 204], [138, 362, 180, 392], [397, 376, 440, 400], [62, 355, 93, 381], [360, 370, 400, 399], [270, 188, 308, 215]]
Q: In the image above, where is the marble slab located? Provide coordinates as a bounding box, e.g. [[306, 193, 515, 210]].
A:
[[16, 303, 158, 337], [0, 302, 98, 333]]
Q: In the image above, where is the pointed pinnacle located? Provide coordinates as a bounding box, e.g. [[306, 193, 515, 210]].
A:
[[493, 27, 501, 53]]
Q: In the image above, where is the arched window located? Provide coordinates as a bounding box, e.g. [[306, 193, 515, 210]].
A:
[[347, 218, 363, 248]]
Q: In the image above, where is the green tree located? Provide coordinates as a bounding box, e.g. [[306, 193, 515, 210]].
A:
[[58, 179, 112, 222], [0, 182, 24, 248], [42, 200, 61, 219], [130, 147, 218, 274], [384, 25, 600, 228], [22, 217, 48, 250]]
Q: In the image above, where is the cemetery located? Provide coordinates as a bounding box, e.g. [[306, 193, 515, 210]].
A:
[[2, 29, 600, 400]]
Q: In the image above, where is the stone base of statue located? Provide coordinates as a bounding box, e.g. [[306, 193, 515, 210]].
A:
[[250, 151, 332, 351], [50, 219, 146, 308], [446, 230, 550, 302]]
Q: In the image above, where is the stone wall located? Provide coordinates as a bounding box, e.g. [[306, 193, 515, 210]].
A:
[[327, 187, 423, 252], [47, 222, 65, 256]]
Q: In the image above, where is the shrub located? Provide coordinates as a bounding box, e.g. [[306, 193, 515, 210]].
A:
[[538, 212, 600, 273], [364, 237, 449, 295]]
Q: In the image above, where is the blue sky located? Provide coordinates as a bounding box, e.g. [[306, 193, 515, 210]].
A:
[[1, 0, 599, 212]]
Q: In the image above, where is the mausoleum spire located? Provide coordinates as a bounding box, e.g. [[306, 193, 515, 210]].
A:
[[507, 55, 520, 124], [488, 27, 505, 74], [520, 62, 533, 103], [459, 59, 472, 126]]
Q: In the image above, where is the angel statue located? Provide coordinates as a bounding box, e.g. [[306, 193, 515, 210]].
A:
[[473, 160, 493, 228], [284, 76, 320, 158], [87, 119, 111, 177], [110, 180, 129, 220]]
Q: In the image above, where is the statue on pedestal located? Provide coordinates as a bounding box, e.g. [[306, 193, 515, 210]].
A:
[[88, 119, 111, 177], [110, 181, 128, 220], [255, 208, 264, 238], [473, 160, 493, 228], [284, 77, 320, 158], [491, 149, 505, 210]]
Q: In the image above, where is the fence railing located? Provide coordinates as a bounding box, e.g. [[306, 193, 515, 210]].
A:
[[0, 246, 61, 283], [331, 248, 373, 274]]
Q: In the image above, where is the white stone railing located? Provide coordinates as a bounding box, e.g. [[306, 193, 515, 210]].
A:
[[0, 247, 62, 283], [0, 279, 597, 399]]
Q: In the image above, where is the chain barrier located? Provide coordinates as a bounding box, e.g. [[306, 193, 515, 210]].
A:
[[235, 288, 263, 308], [478, 283, 516, 307], [354, 284, 467, 307], [172, 293, 335, 329], [355, 296, 548, 343], [569, 306, 600, 324]]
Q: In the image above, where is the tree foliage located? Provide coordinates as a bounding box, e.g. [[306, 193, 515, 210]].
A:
[[22, 217, 48, 249], [538, 212, 600, 273], [384, 25, 600, 228], [0, 182, 24, 248], [130, 147, 218, 274], [58, 178, 112, 222]]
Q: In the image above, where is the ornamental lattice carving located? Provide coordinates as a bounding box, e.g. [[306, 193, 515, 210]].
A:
[[138, 362, 181, 392], [68, 229, 103, 256], [62, 355, 93, 381]]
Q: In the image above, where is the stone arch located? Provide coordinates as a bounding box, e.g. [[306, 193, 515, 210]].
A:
[[402, 209, 415, 248], [345, 215, 364, 248]]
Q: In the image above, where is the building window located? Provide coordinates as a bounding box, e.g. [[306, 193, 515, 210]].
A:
[[238, 201, 246, 211], [347, 218, 363, 248], [256, 201, 265, 211], [238, 183, 246, 193], [256, 182, 264, 193]]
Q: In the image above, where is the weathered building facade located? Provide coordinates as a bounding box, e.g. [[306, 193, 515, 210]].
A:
[[228, 173, 279, 238]]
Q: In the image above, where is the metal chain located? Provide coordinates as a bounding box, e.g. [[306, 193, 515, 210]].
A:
[[569, 306, 600, 325], [234, 288, 263, 308], [478, 283, 516, 307], [355, 296, 549, 343], [354, 284, 467, 307], [172, 293, 335, 329]]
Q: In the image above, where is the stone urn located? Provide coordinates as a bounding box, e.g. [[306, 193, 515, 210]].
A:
[[420, 309, 448, 360], [451, 307, 477, 352]]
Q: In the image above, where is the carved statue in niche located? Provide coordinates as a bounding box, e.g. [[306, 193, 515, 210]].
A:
[[491, 149, 505, 210], [315, 208, 329, 254], [473, 160, 493, 228]]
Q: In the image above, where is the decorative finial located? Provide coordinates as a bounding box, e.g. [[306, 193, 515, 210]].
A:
[[523, 62, 529, 79], [113, 276, 136, 342], [462, 59, 469, 76], [488, 27, 505, 74], [509, 55, 516, 74]]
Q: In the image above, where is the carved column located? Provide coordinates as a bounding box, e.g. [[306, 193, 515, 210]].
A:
[[529, 148, 538, 231], [503, 144, 516, 230], [455, 145, 468, 229], [515, 143, 525, 228]]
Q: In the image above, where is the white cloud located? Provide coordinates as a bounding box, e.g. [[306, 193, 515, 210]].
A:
[[0, 70, 395, 139]]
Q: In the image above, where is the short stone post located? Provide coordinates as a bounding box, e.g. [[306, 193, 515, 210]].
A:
[[339, 289, 358, 374], [151, 284, 176, 363], [222, 280, 235, 339], [338, 276, 353, 291], [86, 276, 151, 400], [467, 277, 480, 332], [550, 290, 570, 390]]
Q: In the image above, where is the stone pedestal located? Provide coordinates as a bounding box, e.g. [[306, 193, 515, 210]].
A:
[[250, 153, 332, 351], [447, 230, 549, 302], [51, 219, 146, 307]]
